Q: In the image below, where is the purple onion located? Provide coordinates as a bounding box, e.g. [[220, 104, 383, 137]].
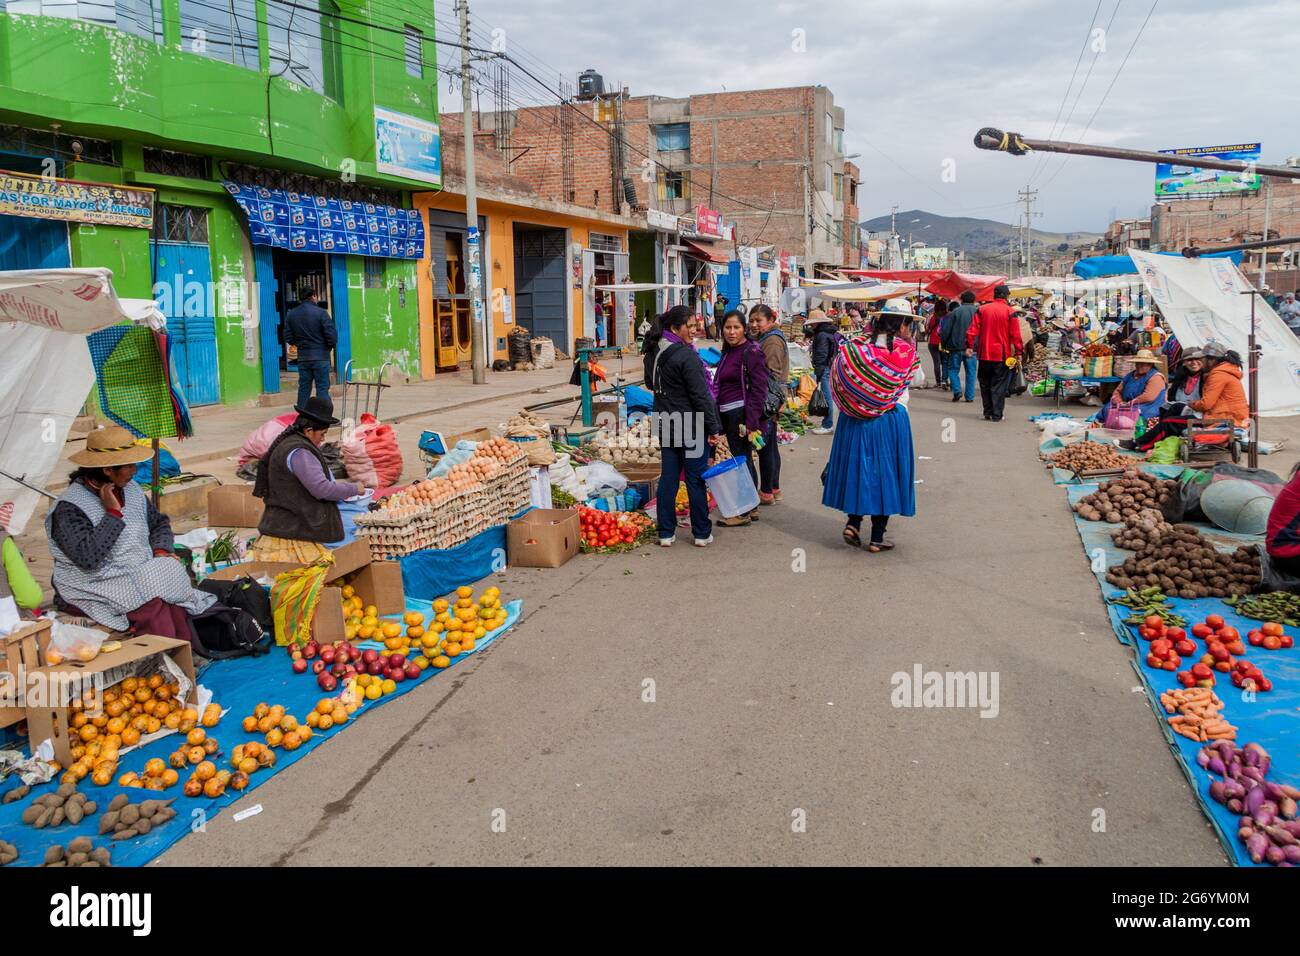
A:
[[1248, 832, 1270, 863], [1197, 748, 1213, 768], [1246, 786, 1267, 817], [1209, 781, 1228, 804], [1267, 845, 1286, 865], [1243, 766, 1265, 784], [1285, 845, 1300, 864], [1208, 756, 1228, 777], [1229, 798, 1244, 813], [1266, 825, 1298, 847], [1224, 779, 1247, 800]]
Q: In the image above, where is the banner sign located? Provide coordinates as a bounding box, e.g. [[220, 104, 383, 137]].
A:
[[374, 107, 442, 187], [646, 208, 679, 231], [1155, 144, 1262, 199], [0, 171, 153, 228], [223, 183, 425, 260], [694, 205, 722, 237]]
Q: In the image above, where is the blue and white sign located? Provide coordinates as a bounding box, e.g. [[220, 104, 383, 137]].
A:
[[374, 107, 442, 188], [222, 182, 425, 260]]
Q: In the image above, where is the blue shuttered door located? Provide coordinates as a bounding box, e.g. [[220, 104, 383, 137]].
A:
[[0, 213, 71, 270], [513, 228, 567, 345], [152, 242, 221, 406]]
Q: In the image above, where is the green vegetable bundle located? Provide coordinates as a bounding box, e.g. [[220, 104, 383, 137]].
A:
[[1223, 591, 1300, 625], [1107, 586, 1188, 627]]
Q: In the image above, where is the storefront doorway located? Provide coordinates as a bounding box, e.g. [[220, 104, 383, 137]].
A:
[[424, 210, 490, 374], [271, 247, 331, 388], [513, 226, 568, 349]]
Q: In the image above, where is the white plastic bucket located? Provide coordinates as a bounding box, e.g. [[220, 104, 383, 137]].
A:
[[702, 456, 759, 517]]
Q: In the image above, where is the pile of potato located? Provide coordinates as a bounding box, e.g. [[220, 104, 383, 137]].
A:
[[19, 783, 97, 829], [1111, 509, 1173, 550], [1048, 441, 1129, 472], [41, 837, 111, 867], [98, 794, 176, 840], [1073, 470, 1175, 523], [1105, 524, 1261, 598]]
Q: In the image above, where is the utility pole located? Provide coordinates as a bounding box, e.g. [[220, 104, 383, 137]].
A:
[[1017, 186, 1038, 276], [1260, 177, 1273, 290], [458, 0, 486, 384]]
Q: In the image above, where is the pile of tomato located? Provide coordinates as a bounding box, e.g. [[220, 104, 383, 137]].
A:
[[577, 506, 654, 551]]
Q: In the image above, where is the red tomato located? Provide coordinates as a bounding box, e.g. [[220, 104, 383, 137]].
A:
[[1138, 626, 1152, 640], [1144, 614, 1164, 629], [1191, 624, 1212, 639], [1165, 627, 1186, 640], [1249, 631, 1266, 646], [1205, 614, 1225, 630], [1161, 660, 1178, 672], [1217, 626, 1239, 641], [1262, 622, 1284, 637], [1282, 635, 1294, 649], [1259, 677, 1274, 692], [1263, 636, 1282, 650]]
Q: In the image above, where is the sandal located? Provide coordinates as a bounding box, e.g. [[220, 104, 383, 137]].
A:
[[842, 525, 861, 548], [867, 539, 895, 553]]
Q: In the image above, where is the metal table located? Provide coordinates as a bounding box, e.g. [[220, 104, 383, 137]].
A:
[[1048, 373, 1123, 408]]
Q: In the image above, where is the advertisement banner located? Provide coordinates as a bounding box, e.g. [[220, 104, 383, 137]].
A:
[[374, 107, 443, 187], [0, 171, 154, 228], [1155, 144, 1261, 199], [223, 182, 425, 260], [694, 205, 722, 237]]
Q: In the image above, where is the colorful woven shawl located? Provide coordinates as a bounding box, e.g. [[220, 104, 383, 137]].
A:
[[829, 336, 920, 420]]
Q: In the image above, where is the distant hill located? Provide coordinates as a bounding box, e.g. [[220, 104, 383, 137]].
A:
[[860, 209, 1101, 272]]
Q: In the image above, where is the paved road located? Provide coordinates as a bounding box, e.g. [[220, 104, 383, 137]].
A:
[[158, 385, 1227, 866]]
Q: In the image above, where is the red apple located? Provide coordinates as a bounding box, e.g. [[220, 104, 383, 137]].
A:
[[367, 659, 384, 676], [319, 646, 336, 665], [312, 660, 326, 675], [336, 647, 350, 665], [387, 653, 405, 669], [303, 641, 318, 660], [317, 672, 337, 692], [291, 658, 308, 674], [362, 649, 379, 665]]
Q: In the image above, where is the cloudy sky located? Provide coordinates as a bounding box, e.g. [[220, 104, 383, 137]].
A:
[[438, 0, 1299, 233]]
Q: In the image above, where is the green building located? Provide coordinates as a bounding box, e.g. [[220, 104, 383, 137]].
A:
[[0, 0, 443, 407]]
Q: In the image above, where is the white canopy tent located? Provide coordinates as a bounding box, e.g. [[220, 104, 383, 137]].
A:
[[593, 283, 694, 293], [0, 268, 165, 534]]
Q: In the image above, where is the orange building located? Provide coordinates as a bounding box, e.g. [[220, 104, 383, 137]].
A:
[[413, 130, 643, 377]]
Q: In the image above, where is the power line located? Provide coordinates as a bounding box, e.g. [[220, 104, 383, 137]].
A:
[[1027, 0, 1103, 186]]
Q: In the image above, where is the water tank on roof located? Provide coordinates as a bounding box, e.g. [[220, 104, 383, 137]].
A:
[[577, 69, 604, 101]]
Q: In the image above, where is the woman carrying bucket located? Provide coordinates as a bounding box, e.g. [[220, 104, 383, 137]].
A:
[[708, 309, 768, 527], [822, 307, 920, 553]]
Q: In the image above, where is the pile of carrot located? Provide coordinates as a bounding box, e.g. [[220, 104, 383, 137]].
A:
[[1160, 687, 1237, 742]]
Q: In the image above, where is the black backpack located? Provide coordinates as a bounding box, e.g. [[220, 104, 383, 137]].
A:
[[195, 577, 274, 659]]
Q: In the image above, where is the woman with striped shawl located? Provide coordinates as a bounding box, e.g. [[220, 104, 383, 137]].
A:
[[822, 307, 920, 552]]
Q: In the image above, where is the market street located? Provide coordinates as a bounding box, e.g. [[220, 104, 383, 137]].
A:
[[157, 385, 1227, 867]]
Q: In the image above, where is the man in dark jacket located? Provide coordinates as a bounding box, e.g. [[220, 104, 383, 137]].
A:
[[807, 309, 838, 434], [941, 290, 979, 404], [285, 289, 337, 408]]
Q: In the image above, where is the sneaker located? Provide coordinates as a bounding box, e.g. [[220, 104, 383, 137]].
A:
[[693, 535, 714, 547], [811, 426, 833, 435], [658, 536, 676, 547]]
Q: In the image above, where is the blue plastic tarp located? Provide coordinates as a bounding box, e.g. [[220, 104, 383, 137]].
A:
[[399, 524, 507, 600], [0, 596, 523, 867], [1063, 479, 1299, 866], [1073, 250, 1244, 279]]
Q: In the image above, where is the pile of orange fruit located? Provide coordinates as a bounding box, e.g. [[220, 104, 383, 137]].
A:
[[303, 696, 355, 731], [411, 585, 508, 670], [118, 725, 221, 790], [62, 677, 217, 787], [340, 585, 381, 642], [239, 702, 314, 751], [226, 740, 278, 792]]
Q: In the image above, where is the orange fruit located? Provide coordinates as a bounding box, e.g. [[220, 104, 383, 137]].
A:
[[144, 716, 161, 734], [194, 760, 216, 781], [265, 728, 284, 748], [144, 757, 166, 778], [330, 707, 348, 725], [161, 768, 179, 787], [202, 776, 225, 798], [317, 714, 334, 731], [147, 673, 164, 690], [242, 716, 258, 733], [431, 655, 451, 669], [315, 700, 333, 716], [118, 771, 139, 787], [432, 598, 449, 613], [78, 724, 98, 742], [282, 731, 302, 750], [186, 728, 206, 746], [130, 714, 150, 732], [305, 711, 320, 728], [238, 756, 258, 775], [460, 638, 476, 652], [202, 737, 219, 755], [279, 715, 298, 732], [456, 586, 472, 598], [183, 777, 203, 797], [105, 716, 126, 736], [407, 625, 425, 639], [444, 642, 462, 657], [120, 727, 141, 747], [122, 677, 139, 694], [163, 712, 182, 730], [169, 750, 188, 769], [230, 771, 250, 791], [253, 703, 270, 719], [91, 765, 114, 786], [187, 746, 206, 765], [201, 710, 220, 728], [297, 725, 313, 742]]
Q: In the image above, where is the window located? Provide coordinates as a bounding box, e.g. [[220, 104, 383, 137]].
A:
[[654, 123, 690, 152], [151, 205, 209, 244], [143, 148, 210, 180], [268, 0, 344, 101], [658, 169, 690, 201], [834, 173, 843, 201], [589, 232, 622, 253], [825, 113, 833, 146], [178, 0, 258, 68], [363, 257, 384, 289], [824, 163, 833, 193], [5, 0, 162, 41], [404, 25, 422, 78], [834, 128, 844, 155]]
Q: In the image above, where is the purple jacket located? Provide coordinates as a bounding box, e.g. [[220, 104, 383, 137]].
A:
[[711, 340, 769, 433]]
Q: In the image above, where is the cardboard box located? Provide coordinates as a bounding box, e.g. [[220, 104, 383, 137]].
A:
[[205, 540, 403, 644], [26, 634, 197, 765], [507, 509, 580, 568], [207, 483, 265, 528], [0, 620, 46, 728]]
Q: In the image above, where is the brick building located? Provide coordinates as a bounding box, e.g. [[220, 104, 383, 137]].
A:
[[444, 83, 854, 274], [842, 161, 861, 267]]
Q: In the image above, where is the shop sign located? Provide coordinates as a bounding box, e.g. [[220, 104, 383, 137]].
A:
[[694, 205, 722, 237], [646, 208, 678, 231], [374, 107, 443, 187], [0, 171, 153, 229], [223, 182, 425, 260]]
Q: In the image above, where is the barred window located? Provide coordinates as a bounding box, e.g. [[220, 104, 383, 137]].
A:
[[143, 148, 210, 180], [588, 232, 623, 253], [363, 257, 383, 289], [151, 205, 209, 244]]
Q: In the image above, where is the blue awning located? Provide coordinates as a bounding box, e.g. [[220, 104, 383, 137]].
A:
[[223, 182, 424, 260], [1073, 250, 1243, 279]]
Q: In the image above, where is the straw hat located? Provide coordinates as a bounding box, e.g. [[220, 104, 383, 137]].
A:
[[1132, 349, 1160, 366], [807, 308, 830, 323], [70, 426, 152, 468], [877, 297, 920, 319]]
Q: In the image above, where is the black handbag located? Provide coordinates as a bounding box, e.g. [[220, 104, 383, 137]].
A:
[[808, 384, 830, 418]]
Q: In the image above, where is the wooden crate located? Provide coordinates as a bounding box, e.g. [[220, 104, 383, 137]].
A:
[[0, 620, 47, 728]]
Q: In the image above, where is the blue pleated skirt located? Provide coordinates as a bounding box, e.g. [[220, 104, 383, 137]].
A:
[[821, 406, 916, 517]]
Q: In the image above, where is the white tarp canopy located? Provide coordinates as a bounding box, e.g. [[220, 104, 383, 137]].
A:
[[1130, 250, 1300, 417], [0, 268, 164, 534], [780, 281, 916, 314]]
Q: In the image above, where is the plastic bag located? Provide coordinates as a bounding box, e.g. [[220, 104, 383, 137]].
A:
[[584, 460, 627, 494], [342, 414, 403, 487], [808, 385, 830, 419], [239, 413, 296, 466], [428, 440, 479, 478], [1103, 401, 1139, 431], [1146, 436, 1183, 464], [47, 619, 109, 665]]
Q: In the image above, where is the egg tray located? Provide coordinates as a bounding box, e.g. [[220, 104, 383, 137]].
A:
[[354, 503, 433, 529]]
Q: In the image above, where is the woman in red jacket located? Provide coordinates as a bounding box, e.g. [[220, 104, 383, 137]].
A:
[[1267, 462, 1300, 579], [926, 299, 949, 390]]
